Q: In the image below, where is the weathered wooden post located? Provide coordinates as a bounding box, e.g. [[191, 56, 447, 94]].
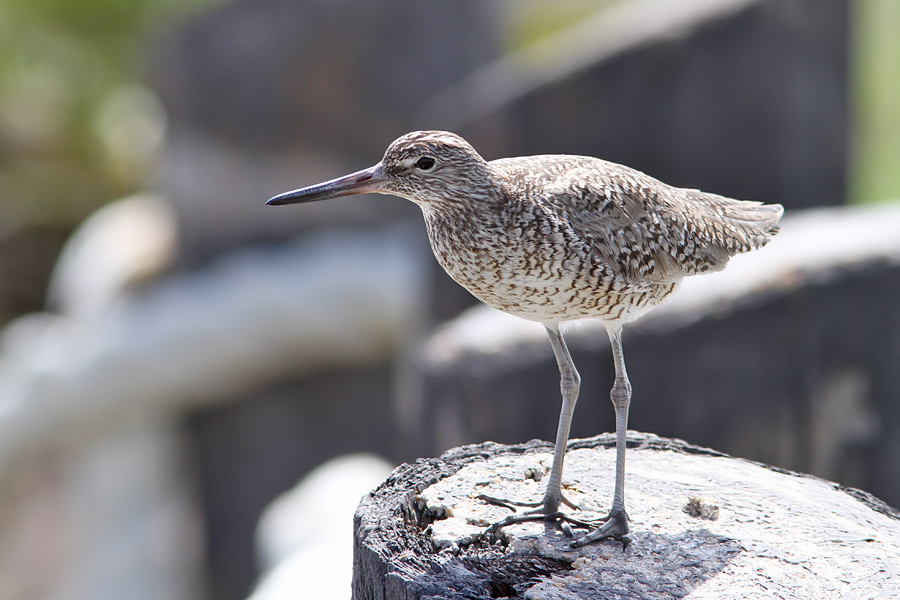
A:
[[353, 433, 900, 599]]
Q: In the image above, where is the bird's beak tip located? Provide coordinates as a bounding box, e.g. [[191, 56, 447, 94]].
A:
[[265, 192, 295, 206]]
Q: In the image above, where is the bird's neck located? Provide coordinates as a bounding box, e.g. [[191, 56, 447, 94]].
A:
[[418, 180, 503, 222]]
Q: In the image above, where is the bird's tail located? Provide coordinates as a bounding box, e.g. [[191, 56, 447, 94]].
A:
[[687, 191, 784, 253], [722, 200, 783, 246]]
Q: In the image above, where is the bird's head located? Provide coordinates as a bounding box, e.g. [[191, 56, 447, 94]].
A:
[[267, 130, 491, 211]]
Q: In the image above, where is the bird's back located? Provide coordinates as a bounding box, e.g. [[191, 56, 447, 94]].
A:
[[489, 155, 783, 286]]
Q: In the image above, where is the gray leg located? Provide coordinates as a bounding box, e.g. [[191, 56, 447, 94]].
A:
[[481, 323, 588, 536], [542, 322, 581, 513], [570, 325, 632, 547], [483, 323, 631, 545]]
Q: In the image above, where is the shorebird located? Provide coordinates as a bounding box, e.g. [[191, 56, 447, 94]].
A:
[[268, 131, 783, 547]]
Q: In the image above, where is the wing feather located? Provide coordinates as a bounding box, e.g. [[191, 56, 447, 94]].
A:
[[492, 156, 783, 284]]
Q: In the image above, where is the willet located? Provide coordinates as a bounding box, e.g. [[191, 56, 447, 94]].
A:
[[268, 130, 783, 547]]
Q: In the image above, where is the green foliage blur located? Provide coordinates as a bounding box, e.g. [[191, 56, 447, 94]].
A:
[[851, 0, 900, 205], [0, 0, 221, 234]]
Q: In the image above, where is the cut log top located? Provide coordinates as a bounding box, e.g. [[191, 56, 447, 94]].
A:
[[353, 433, 900, 600]]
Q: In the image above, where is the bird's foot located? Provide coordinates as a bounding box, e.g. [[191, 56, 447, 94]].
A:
[[478, 494, 602, 542], [567, 506, 631, 549], [479, 495, 631, 549]]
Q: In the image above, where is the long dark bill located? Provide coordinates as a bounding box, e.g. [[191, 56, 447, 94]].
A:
[[267, 164, 386, 205]]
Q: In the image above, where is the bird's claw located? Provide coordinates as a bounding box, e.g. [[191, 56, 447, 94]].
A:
[[566, 507, 630, 549], [476, 494, 540, 512]]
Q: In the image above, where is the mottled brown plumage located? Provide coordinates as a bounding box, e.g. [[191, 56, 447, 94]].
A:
[[268, 130, 783, 547]]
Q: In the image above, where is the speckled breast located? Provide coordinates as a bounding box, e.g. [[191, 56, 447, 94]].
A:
[[424, 213, 678, 325]]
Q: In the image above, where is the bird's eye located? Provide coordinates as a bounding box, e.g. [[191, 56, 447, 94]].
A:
[[415, 156, 435, 170]]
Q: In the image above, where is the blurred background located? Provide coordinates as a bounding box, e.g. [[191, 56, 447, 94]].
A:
[[0, 0, 899, 598]]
